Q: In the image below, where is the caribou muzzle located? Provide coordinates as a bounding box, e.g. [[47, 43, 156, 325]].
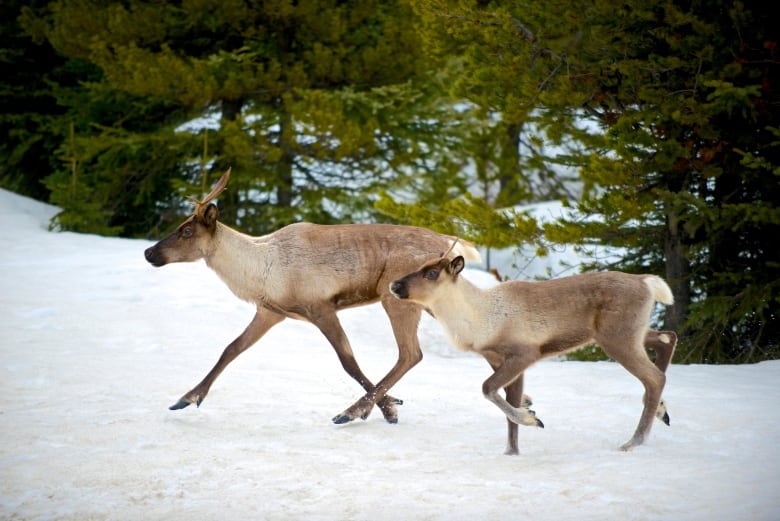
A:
[[144, 245, 166, 267], [389, 280, 409, 299]]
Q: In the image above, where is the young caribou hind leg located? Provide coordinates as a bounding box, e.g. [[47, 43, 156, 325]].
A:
[[645, 329, 678, 425], [600, 333, 667, 451]]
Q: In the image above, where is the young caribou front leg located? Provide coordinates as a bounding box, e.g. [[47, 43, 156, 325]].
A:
[[484, 354, 534, 455], [482, 351, 544, 429]]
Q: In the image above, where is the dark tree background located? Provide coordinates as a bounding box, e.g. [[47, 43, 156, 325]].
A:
[[13, 0, 457, 236]]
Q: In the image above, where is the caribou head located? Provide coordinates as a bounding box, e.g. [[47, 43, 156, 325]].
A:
[[144, 168, 231, 267]]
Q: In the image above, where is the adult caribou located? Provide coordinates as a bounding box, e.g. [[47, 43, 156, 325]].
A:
[[144, 168, 481, 425]]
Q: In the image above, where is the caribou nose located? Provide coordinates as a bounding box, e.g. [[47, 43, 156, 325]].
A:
[[390, 280, 408, 299], [144, 246, 162, 266]]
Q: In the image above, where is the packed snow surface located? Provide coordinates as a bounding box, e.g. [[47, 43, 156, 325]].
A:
[[1, 188, 778, 520]]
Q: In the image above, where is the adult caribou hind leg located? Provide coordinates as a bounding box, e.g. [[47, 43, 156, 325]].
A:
[[309, 307, 402, 423], [332, 296, 423, 424], [169, 307, 285, 410]]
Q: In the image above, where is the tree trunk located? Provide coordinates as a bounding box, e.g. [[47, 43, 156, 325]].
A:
[[276, 111, 294, 210], [216, 97, 245, 225], [663, 208, 690, 335], [221, 98, 243, 122], [497, 122, 523, 206]]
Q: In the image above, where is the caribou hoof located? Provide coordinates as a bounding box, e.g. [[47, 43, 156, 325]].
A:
[[333, 404, 372, 424], [332, 413, 354, 425], [620, 439, 640, 451], [518, 408, 544, 428], [378, 395, 402, 424], [169, 399, 192, 410], [655, 399, 671, 426], [526, 409, 544, 428]]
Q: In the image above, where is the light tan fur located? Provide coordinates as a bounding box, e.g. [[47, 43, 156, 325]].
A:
[[144, 169, 481, 425], [390, 256, 677, 454]]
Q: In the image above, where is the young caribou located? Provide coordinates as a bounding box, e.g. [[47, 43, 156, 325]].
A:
[[390, 255, 677, 454], [144, 168, 483, 425]]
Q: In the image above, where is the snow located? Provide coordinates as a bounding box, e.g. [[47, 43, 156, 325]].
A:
[[1, 187, 778, 521]]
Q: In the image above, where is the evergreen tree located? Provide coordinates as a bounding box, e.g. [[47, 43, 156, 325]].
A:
[[25, 0, 443, 236], [0, 0, 68, 200], [386, 0, 779, 362]]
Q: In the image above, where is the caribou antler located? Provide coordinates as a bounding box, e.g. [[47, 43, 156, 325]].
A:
[[189, 167, 231, 217], [440, 237, 460, 258]]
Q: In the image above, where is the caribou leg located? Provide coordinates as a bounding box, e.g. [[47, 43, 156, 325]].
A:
[[169, 307, 284, 410]]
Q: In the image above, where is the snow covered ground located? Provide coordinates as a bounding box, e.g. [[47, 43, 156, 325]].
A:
[[1, 187, 778, 521]]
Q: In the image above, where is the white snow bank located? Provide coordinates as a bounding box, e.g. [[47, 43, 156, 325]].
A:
[[1, 188, 778, 521]]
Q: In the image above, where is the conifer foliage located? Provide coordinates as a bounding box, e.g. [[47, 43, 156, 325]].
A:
[[0, 0, 68, 203], [3, 0, 778, 362], [18, 0, 433, 236]]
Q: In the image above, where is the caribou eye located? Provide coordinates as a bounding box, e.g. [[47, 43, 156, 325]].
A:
[[181, 226, 193, 238], [424, 269, 439, 280]]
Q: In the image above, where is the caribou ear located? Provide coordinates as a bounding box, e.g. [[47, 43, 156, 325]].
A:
[[449, 256, 465, 276], [203, 203, 219, 229]]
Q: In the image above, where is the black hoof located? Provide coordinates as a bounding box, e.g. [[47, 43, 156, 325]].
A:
[[386, 417, 398, 425], [169, 400, 192, 410], [332, 414, 353, 425], [381, 395, 403, 407]]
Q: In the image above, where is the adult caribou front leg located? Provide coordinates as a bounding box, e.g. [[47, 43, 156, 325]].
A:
[[171, 306, 402, 421], [169, 307, 284, 410]]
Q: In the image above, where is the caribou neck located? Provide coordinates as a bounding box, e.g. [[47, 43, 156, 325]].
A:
[[428, 277, 490, 350], [204, 222, 270, 303]]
